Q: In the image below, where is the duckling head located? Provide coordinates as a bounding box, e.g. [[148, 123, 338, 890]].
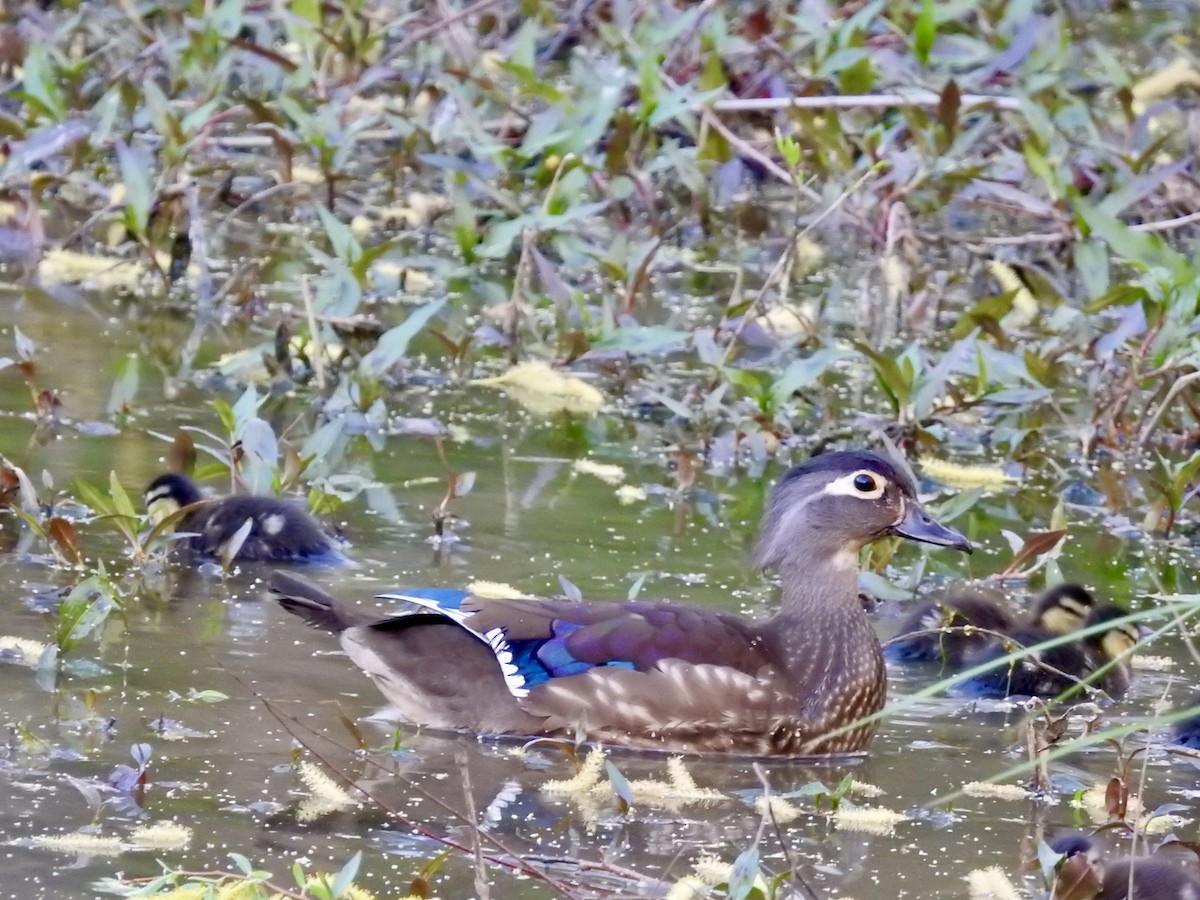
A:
[[755, 449, 972, 572], [1085, 604, 1140, 664], [144, 473, 204, 526], [1034, 583, 1096, 636]]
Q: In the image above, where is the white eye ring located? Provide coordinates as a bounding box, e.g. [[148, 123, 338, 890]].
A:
[[824, 470, 887, 500]]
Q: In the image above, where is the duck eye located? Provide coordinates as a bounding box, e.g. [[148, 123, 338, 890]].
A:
[[853, 473, 877, 493]]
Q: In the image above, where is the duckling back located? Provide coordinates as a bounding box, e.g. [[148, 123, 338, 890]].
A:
[[885, 592, 1013, 667], [885, 583, 1093, 670], [144, 473, 344, 564], [956, 602, 1136, 700]]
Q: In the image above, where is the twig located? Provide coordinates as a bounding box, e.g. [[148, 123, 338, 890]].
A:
[[1135, 369, 1200, 449], [1132, 209, 1200, 233], [753, 764, 818, 900], [712, 91, 1023, 113], [174, 178, 217, 391], [384, 0, 503, 59], [299, 275, 327, 392], [718, 163, 880, 367], [457, 748, 490, 900]]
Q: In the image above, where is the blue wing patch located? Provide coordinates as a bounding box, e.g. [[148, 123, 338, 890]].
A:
[[377, 589, 640, 700]]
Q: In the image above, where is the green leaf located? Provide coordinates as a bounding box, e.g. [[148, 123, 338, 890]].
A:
[[116, 141, 153, 236], [1073, 240, 1109, 300], [211, 0, 247, 39], [213, 397, 236, 435], [106, 354, 139, 417], [316, 205, 361, 264], [592, 325, 689, 356], [22, 44, 65, 120], [55, 577, 117, 652], [329, 850, 362, 898], [852, 342, 912, 411], [359, 299, 447, 379], [109, 471, 137, 518], [770, 348, 853, 407], [1076, 202, 1191, 279], [605, 761, 633, 813], [913, 0, 936, 65], [727, 845, 761, 900]]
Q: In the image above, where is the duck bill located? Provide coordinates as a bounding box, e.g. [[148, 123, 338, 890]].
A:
[[892, 502, 972, 552]]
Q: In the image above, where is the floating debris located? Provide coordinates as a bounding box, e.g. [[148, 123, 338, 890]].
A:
[[687, 854, 770, 895], [29, 831, 125, 856], [466, 580, 536, 600], [1131, 655, 1173, 671], [966, 865, 1023, 900], [540, 750, 608, 797], [832, 804, 908, 836], [572, 459, 626, 486], [295, 760, 357, 823], [615, 484, 647, 506], [0, 635, 48, 666], [473, 362, 605, 417], [38, 248, 145, 292], [625, 757, 725, 809], [128, 821, 192, 850], [754, 794, 802, 824], [848, 779, 886, 798], [962, 782, 1031, 801], [541, 751, 723, 814]]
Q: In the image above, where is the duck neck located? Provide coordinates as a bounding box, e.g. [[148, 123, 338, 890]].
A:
[[771, 541, 863, 623]]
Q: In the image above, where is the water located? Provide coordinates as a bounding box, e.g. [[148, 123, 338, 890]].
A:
[[1, 292, 1199, 900]]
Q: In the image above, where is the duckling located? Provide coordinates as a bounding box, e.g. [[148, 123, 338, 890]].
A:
[[1051, 832, 1200, 900], [1170, 695, 1200, 750], [956, 603, 1138, 699], [886, 583, 1096, 668], [144, 473, 344, 564], [272, 450, 972, 756]]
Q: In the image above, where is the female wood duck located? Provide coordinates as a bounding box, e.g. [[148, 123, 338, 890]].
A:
[[144, 473, 345, 564], [954, 603, 1138, 699], [271, 450, 972, 756], [885, 583, 1096, 668], [1051, 832, 1200, 899]]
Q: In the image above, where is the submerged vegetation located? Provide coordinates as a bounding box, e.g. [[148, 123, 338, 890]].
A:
[[2, 0, 1200, 896]]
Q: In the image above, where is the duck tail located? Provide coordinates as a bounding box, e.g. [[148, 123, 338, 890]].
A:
[[269, 571, 365, 632]]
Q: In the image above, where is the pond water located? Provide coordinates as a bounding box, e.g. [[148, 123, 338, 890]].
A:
[[1, 285, 1199, 900]]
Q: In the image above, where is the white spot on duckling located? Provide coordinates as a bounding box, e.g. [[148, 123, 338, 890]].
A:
[[262, 513, 286, 536]]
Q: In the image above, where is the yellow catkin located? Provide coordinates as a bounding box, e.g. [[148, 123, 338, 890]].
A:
[[966, 866, 1023, 900], [540, 750, 607, 796], [921, 457, 1016, 489], [615, 484, 647, 505], [832, 805, 907, 836], [572, 459, 626, 486], [0, 635, 48, 666], [38, 248, 146, 292], [128, 821, 193, 849], [465, 580, 536, 600], [1131, 58, 1200, 108], [988, 260, 1038, 327], [30, 832, 125, 855], [1131, 655, 1173, 671], [473, 362, 604, 417], [754, 795, 802, 824], [962, 782, 1031, 801]]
